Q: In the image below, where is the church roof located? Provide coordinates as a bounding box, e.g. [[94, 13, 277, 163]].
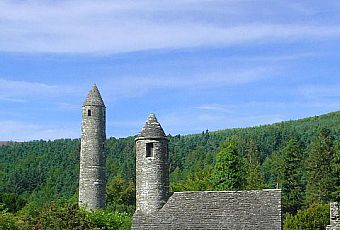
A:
[[132, 189, 282, 230], [83, 84, 105, 107], [137, 113, 166, 139]]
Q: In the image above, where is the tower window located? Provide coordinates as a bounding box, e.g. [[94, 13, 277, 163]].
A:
[[88, 109, 92, 116], [146, 143, 154, 158]]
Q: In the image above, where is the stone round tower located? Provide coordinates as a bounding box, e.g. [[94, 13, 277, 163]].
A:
[[135, 113, 169, 214], [79, 84, 106, 210]]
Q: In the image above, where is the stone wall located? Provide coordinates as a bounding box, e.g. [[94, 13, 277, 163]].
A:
[[326, 202, 340, 230], [79, 103, 106, 210], [132, 189, 282, 230], [135, 137, 169, 214]]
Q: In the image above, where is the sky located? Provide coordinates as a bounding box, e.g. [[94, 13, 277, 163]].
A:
[[0, 0, 340, 141]]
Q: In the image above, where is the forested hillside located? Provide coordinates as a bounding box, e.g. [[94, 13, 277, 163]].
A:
[[0, 111, 339, 229]]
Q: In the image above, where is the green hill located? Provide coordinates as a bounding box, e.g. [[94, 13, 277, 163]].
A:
[[0, 111, 339, 229], [1, 111, 339, 200]]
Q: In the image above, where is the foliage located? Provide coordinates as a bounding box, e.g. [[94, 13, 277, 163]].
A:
[[19, 202, 93, 230], [85, 209, 131, 230], [106, 176, 135, 214], [170, 167, 214, 192], [281, 139, 305, 214], [243, 139, 266, 190], [0, 208, 20, 230], [0, 111, 339, 228], [262, 150, 284, 189], [0, 192, 26, 213], [17, 201, 132, 230], [332, 140, 340, 201], [283, 203, 329, 230], [306, 128, 337, 204], [211, 136, 244, 190]]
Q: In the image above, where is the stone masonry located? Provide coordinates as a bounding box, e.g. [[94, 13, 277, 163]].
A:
[[135, 113, 169, 214], [327, 202, 340, 230], [79, 84, 106, 210], [132, 113, 282, 229], [132, 190, 282, 230], [76, 86, 283, 228]]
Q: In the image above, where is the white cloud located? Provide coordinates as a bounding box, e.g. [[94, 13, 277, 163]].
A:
[[193, 104, 230, 112], [225, 52, 328, 62], [0, 78, 84, 99], [0, 78, 57, 95], [1, 1, 340, 53], [0, 96, 27, 103], [101, 67, 273, 100]]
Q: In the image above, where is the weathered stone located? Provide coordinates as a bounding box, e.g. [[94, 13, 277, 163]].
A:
[[79, 84, 106, 210], [327, 202, 340, 230], [132, 113, 282, 229], [132, 189, 282, 230], [135, 113, 169, 214]]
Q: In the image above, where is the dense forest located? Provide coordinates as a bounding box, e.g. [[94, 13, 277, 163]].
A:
[[0, 111, 339, 229]]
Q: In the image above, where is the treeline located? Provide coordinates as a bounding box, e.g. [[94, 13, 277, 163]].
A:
[[0, 111, 339, 229]]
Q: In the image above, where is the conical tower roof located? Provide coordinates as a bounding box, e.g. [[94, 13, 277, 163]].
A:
[[137, 113, 167, 139], [83, 84, 105, 107]]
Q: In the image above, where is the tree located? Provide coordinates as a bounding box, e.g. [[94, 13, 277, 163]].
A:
[[244, 139, 265, 190], [0, 193, 26, 213], [170, 167, 213, 192], [281, 139, 304, 214], [306, 128, 336, 204], [106, 176, 135, 214], [211, 136, 244, 190], [262, 150, 284, 189], [332, 140, 340, 201]]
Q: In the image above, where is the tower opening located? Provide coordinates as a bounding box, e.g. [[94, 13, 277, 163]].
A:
[[88, 109, 92, 116], [146, 143, 154, 157]]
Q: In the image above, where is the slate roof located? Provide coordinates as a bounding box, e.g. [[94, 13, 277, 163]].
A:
[[83, 84, 105, 107], [132, 189, 282, 230], [137, 113, 166, 139]]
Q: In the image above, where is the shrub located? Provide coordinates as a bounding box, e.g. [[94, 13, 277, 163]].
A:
[[284, 203, 329, 230], [17, 201, 132, 230], [0, 192, 26, 213], [85, 209, 132, 230], [0, 208, 20, 230]]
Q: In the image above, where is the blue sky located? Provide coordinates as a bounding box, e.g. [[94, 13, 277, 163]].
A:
[[0, 0, 339, 141]]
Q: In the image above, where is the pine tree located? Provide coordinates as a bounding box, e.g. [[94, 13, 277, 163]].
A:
[[306, 128, 336, 204], [244, 139, 265, 190], [211, 136, 244, 191], [332, 140, 340, 202], [281, 139, 304, 214]]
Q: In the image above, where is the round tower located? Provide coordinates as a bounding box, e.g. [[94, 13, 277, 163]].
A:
[[79, 84, 106, 210], [135, 113, 169, 214]]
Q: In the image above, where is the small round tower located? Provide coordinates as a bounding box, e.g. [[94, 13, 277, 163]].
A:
[[79, 84, 106, 210], [135, 113, 169, 214]]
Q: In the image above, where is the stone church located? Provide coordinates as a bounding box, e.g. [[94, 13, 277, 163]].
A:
[[131, 113, 281, 229], [79, 85, 282, 229]]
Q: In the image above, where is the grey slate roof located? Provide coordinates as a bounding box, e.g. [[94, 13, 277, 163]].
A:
[[132, 189, 282, 230], [137, 113, 166, 139], [83, 84, 105, 107]]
